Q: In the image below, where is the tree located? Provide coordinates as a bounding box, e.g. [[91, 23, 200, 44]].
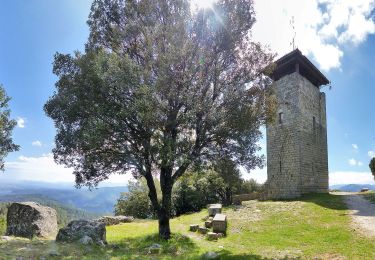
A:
[[44, 0, 274, 239], [0, 85, 19, 170], [115, 179, 160, 218], [172, 170, 227, 215], [370, 157, 375, 181], [213, 157, 243, 205]]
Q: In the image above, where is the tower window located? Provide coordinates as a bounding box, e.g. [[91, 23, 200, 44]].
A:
[[279, 112, 284, 125], [313, 116, 316, 131], [313, 116, 316, 143]]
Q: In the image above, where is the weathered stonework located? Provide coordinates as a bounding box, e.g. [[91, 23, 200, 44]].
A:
[[265, 50, 329, 199]]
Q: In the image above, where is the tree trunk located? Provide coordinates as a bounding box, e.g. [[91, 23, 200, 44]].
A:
[[159, 172, 173, 240], [158, 207, 171, 240]]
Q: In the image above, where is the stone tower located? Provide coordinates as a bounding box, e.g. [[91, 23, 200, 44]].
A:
[[265, 49, 329, 199]]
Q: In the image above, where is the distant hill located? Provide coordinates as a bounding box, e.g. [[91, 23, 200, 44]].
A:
[[0, 196, 99, 228], [0, 182, 128, 214], [330, 184, 375, 192]]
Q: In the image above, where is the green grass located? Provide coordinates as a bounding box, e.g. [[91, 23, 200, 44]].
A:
[[0, 193, 374, 259]]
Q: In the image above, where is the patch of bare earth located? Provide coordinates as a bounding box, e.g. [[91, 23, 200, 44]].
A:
[[335, 192, 375, 238]]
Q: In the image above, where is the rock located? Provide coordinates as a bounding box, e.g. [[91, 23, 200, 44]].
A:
[[189, 224, 199, 232], [202, 251, 219, 259], [56, 219, 106, 245], [206, 232, 218, 241], [6, 202, 58, 239], [95, 215, 134, 226], [78, 235, 93, 245], [1, 236, 12, 241], [208, 204, 222, 216], [48, 250, 60, 257], [111, 244, 120, 250], [198, 227, 208, 234], [217, 233, 225, 238], [205, 220, 212, 228], [148, 243, 162, 254], [212, 214, 227, 234]]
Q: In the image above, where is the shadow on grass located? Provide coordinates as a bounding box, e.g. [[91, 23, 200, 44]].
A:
[[104, 233, 201, 258], [219, 249, 297, 260], [299, 193, 347, 210], [263, 193, 347, 211]]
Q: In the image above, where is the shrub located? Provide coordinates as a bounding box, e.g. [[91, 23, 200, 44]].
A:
[[172, 170, 227, 216], [237, 178, 265, 194], [370, 157, 375, 180], [114, 179, 160, 219]]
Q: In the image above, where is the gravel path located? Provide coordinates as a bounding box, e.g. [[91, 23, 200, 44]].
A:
[[340, 193, 375, 237]]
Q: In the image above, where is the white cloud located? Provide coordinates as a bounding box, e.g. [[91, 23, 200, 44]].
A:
[[330, 171, 375, 185], [358, 161, 364, 166], [352, 144, 359, 150], [252, 0, 375, 71], [368, 150, 375, 158], [348, 158, 358, 166], [16, 117, 26, 128], [1, 154, 133, 185], [31, 140, 42, 147]]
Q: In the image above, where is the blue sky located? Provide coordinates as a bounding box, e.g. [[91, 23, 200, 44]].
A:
[[0, 0, 374, 186]]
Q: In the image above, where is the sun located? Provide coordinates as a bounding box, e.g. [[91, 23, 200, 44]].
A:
[[190, 0, 217, 10]]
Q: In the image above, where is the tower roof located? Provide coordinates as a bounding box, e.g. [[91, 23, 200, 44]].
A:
[[267, 49, 329, 87]]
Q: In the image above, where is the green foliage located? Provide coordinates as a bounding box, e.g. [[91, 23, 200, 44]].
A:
[[115, 180, 160, 219], [172, 170, 227, 215], [0, 85, 19, 170], [0, 203, 9, 234], [238, 178, 265, 194], [370, 157, 375, 180]]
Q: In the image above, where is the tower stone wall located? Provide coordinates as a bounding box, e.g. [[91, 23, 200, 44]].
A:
[[266, 71, 329, 199]]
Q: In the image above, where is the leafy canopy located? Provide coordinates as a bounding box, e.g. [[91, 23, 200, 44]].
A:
[[45, 0, 274, 188], [370, 157, 375, 180], [0, 85, 19, 170]]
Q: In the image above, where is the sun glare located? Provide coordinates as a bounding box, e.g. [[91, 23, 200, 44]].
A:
[[190, 0, 217, 10]]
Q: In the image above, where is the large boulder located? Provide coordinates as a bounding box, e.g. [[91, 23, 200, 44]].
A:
[[95, 215, 134, 226], [6, 202, 58, 239], [56, 220, 106, 245]]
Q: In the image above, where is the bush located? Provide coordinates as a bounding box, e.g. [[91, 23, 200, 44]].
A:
[[0, 203, 9, 235], [114, 179, 160, 219], [172, 170, 227, 216], [370, 157, 375, 180], [114, 171, 265, 219], [237, 178, 265, 194]]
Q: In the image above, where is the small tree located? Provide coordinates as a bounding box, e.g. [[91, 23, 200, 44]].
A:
[[45, 0, 274, 239], [0, 85, 19, 170], [213, 157, 243, 205], [115, 180, 159, 218], [370, 157, 375, 181]]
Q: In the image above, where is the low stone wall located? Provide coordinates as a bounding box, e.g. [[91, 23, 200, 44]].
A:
[[232, 193, 260, 205]]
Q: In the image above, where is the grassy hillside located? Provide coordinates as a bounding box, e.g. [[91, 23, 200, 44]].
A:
[[0, 193, 374, 259]]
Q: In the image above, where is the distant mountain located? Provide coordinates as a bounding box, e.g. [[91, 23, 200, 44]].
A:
[[0, 195, 100, 227], [330, 184, 375, 192], [0, 181, 128, 214]]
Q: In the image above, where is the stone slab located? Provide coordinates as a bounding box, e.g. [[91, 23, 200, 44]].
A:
[[208, 204, 222, 216], [212, 214, 227, 234]]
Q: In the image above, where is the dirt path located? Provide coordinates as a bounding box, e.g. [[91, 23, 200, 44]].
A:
[[338, 192, 375, 237]]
